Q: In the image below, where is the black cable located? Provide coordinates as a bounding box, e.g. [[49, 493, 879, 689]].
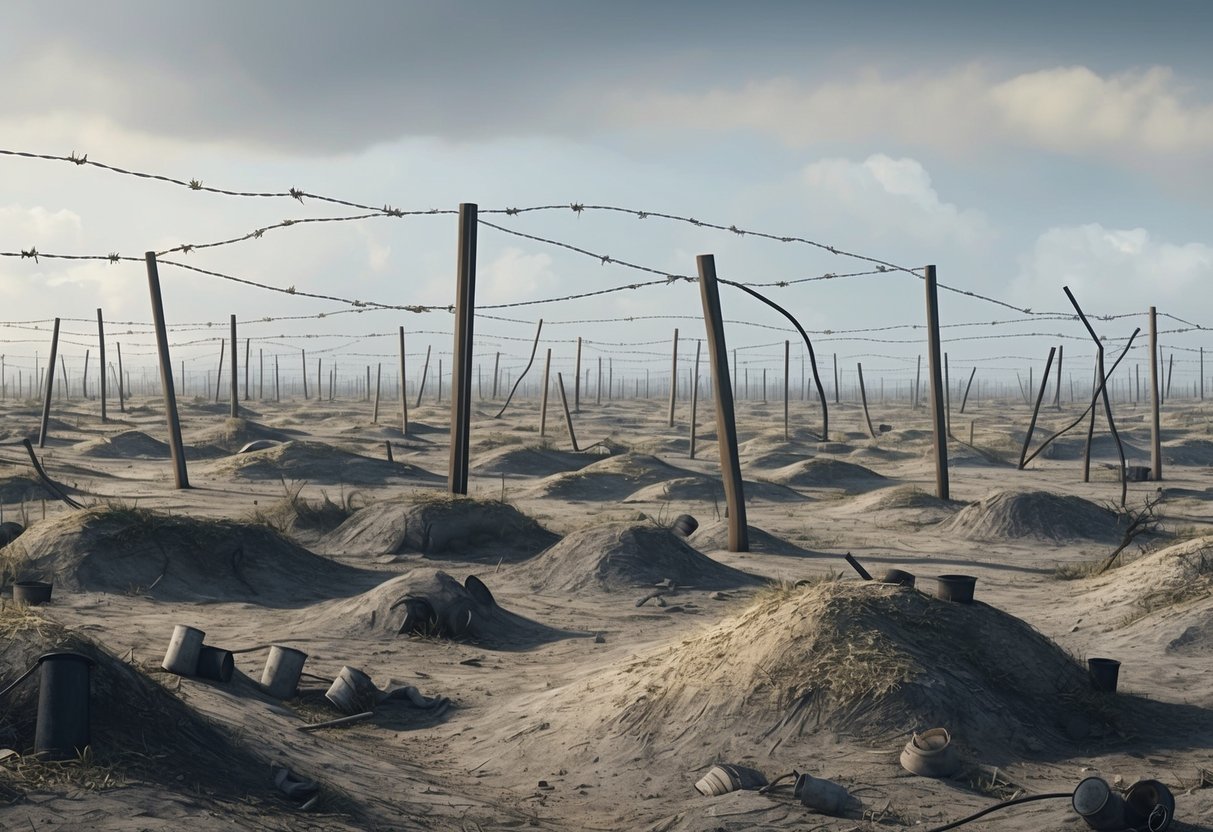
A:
[[923, 792, 1071, 832]]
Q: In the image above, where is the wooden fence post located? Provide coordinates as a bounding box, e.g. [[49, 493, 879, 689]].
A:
[[959, 367, 977, 414], [415, 346, 431, 409], [37, 318, 60, 448], [555, 372, 580, 451], [97, 309, 107, 422], [667, 328, 679, 427], [116, 342, 125, 412], [373, 363, 382, 423], [539, 348, 551, 437], [244, 337, 250, 401], [857, 362, 876, 438], [213, 340, 225, 403], [574, 336, 582, 413], [301, 349, 308, 399], [492, 351, 500, 398], [229, 315, 239, 419], [783, 340, 790, 440], [697, 254, 748, 552], [448, 202, 477, 495], [924, 265, 949, 500], [690, 339, 702, 459], [1017, 346, 1057, 469], [144, 252, 189, 489], [1054, 344, 1063, 410], [1149, 306, 1162, 481], [913, 354, 921, 409], [399, 326, 409, 434]]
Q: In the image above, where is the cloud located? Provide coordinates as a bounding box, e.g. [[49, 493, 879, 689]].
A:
[[611, 65, 1213, 163], [800, 155, 994, 248], [478, 248, 556, 305], [0, 203, 84, 246], [1012, 224, 1213, 311]]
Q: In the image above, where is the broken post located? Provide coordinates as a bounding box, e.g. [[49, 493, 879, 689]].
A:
[[1018, 346, 1057, 469], [697, 254, 748, 552]]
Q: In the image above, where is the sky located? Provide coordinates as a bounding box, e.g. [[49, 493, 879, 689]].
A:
[[2, 0, 1212, 399]]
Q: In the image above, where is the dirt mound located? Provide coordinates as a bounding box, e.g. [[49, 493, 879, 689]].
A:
[[207, 440, 439, 485], [186, 417, 303, 452], [75, 429, 171, 458], [1162, 438, 1213, 466], [764, 458, 888, 491], [594, 581, 1129, 759], [945, 490, 1122, 542], [623, 476, 807, 504], [4, 506, 376, 605], [525, 453, 694, 501], [515, 521, 762, 593], [296, 568, 583, 649], [1038, 433, 1148, 462], [740, 450, 812, 470], [0, 473, 53, 504], [323, 496, 558, 562], [693, 520, 826, 559], [0, 610, 292, 816], [471, 445, 601, 479], [849, 485, 955, 513]]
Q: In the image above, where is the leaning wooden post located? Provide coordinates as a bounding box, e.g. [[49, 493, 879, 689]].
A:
[[857, 362, 876, 438], [783, 340, 790, 441], [373, 364, 382, 423], [913, 354, 922, 409], [539, 348, 551, 437], [667, 328, 679, 427], [274, 356, 280, 402], [491, 352, 500, 399], [301, 349, 308, 399], [1201, 346, 1204, 401], [415, 345, 431, 409], [244, 337, 251, 401], [574, 337, 582, 413], [144, 252, 189, 488], [1166, 352, 1174, 400], [689, 339, 702, 459], [697, 254, 748, 552], [229, 315, 239, 419], [555, 372, 580, 451], [597, 356, 602, 405], [97, 309, 107, 422], [924, 265, 950, 500], [1149, 306, 1162, 481], [833, 353, 839, 404], [944, 352, 952, 437], [116, 342, 125, 412], [259, 349, 264, 400], [81, 350, 89, 400], [1017, 346, 1057, 469], [959, 367, 977, 414], [213, 340, 225, 403], [37, 318, 61, 448], [317, 359, 323, 402], [398, 326, 409, 434], [448, 202, 477, 496]]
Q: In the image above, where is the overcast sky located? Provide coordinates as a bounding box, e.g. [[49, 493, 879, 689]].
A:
[[2, 0, 1211, 395]]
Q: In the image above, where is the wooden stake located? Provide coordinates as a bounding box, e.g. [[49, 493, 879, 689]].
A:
[[539, 348, 551, 437], [924, 265, 949, 500], [301, 349, 308, 399], [37, 318, 60, 448], [574, 336, 582, 413], [229, 314, 239, 419], [144, 252, 189, 488], [373, 363, 382, 423], [399, 327, 409, 434], [697, 254, 748, 552], [783, 340, 790, 441], [244, 337, 250, 401], [449, 203, 477, 495], [214, 340, 225, 403], [1054, 344, 1063, 410], [667, 328, 679, 427], [857, 362, 876, 438], [97, 309, 107, 422], [116, 342, 125, 412], [1018, 346, 1057, 469], [690, 340, 702, 458], [555, 372, 580, 451], [415, 345, 431, 409], [959, 367, 977, 414], [1149, 306, 1162, 481]]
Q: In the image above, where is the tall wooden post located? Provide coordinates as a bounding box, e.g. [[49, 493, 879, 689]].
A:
[[37, 318, 61, 447], [574, 336, 582, 413], [97, 309, 107, 422], [924, 265, 949, 500], [492, 352, 500, 398], [229, 315, 239, 419], [697, 255, 748, 552], [913, 354, 921, 409], [317, 359, 323, 402], [1054, 344, 1063, 410], [690, 340, 702, 459], [448, 202, 477, 495], [1149, 306, 1162, 481], [213, 341, 225, 403], [415, 346, 431, 409], [373, 364, 382, 423], [833, 353, 839, 404], [301, 349, 308, 399], [274, 356, 280, 402], [259, 349, 264, 400], [944, 352, 952, 437], [555, 373, 580, 451], [597, 356, 602, 405], [539, 348, 551, 437], [244, 338, 250, 401], [667, 328, 679, 427], [399, 326, 409, 434], [144, 252, 189, 488], [857, 362, 876, 438], [1018, 347, 1057, 469], [783, 340, 790, 441], [116, 342, 125, 412]]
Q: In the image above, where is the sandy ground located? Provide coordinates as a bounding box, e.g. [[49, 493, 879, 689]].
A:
[[1, 389, 1212, 831]]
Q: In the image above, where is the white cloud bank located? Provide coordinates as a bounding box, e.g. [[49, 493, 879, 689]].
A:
[[611, 65, 1213, 162]]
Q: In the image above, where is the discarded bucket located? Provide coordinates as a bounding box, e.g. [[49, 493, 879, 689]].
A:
[[195, 646, 235, 683], [14, 580, 53, 606], [1088, 658, 1121, 693], [899, 728, 959, 777], [261, 645, 307, 699], [161, 625, 205, 676], [464, 575, 495, 607], [794, 772, 851, 815], [326, 666, 380, 715], [1073, 776, 1127, 830], [34, 651, 94, 761], [673, 515, 699, 537], [1124, 779, 1174, 832], [694, 763, 767, 796], [879, 569, 915, 588], [935, 575, 977, 604]]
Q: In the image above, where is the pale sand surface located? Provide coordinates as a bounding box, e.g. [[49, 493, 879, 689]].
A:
[[2, 393, 1212, 831]]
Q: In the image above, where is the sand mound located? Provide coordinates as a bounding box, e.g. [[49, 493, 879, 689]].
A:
[[945, 490, 1122, 542], [515, 521, 762, 593], [5, 506, 375, 605], [623, 476, 807, 504], [693, 520, 825, 559], [849, 485, 954, 513], [75, 429, 171, 458], [739, 450, 811, 470], [471, 445, 601, 479], [1039, 433, 1148, 462], [323, 496, 558, 562], [208, 440, 438, 485], [187, 417, 303, 452], [1162, 438, 1213, 466], [764, 458, 887, 491], [0, 611, 284, 812], [0, 473, 53, 504], [296, 568, 583, 649], [525, 453, 694, 501], [596, 581, 1126, 758]]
